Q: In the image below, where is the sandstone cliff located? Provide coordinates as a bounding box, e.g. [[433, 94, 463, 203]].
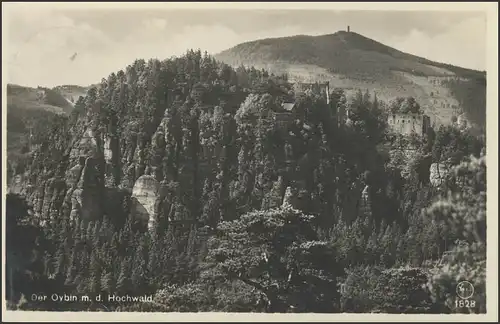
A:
[[14, 52, 424, 233], [131, 175, 160, 230]]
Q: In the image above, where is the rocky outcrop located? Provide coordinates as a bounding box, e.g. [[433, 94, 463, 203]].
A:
[[65, 161, 84, 188], [131, 175, 160, 230], [8, 174, 24, 194], [154, 180, 183, 225], [338, 178, 365, 223], [71, 128, 98, 160], [282, 186, 293, 208], [104, 137, 113, 162], [430, 163, 449, 186], [103, 134, 122, 187], [152, 181, 171, 228], [120, 163, 137, 192], [69, 188, 83, 221], [30, 187, 44, 219], [360, 185, 372, 217], [150, 128, 166, 182], [77, 157, 105, 221], [38, 176, 67, 222], [12, 60, 278, 232]]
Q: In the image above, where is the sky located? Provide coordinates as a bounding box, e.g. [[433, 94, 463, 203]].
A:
[[3, 3, 489, 88]]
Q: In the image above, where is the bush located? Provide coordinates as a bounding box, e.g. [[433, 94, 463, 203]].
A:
[[425, 155, 486, 314], [152, 280, 264, 312], [341, 265, 444, 313]]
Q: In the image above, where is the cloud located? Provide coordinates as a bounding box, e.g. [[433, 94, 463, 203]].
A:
[[385, 16, 486, 71], [5, 7, 117, 87], [166, 24, 315, 57], [4, 8, 323, 87], [147, 18, 168, 30], [3, 6, 487, 88], [5, 12, 171, 87]]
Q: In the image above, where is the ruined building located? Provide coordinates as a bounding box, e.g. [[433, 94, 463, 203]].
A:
[[387, 113, 431, 136], [271, 81, 331, 130], [292, 81, 330, 104]]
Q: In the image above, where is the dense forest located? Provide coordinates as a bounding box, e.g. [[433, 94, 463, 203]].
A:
[[442, 76, 487, 131], [6, 83, 76, 184], [6, 50, 486, 313], [6, 106, 68, 184]]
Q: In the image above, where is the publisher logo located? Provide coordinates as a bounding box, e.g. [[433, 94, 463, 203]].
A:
[[456, 281, 474, 300]]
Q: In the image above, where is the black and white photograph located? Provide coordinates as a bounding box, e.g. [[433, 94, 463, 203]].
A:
[[2, 2, 497, 321]]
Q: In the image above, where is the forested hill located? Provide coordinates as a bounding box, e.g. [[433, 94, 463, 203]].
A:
[[6, 84, 92, 185], [6, 84, 75, 184], [216, 31, 486, 131], [7, 49, 486, 313], [7, 84, 74, 114]]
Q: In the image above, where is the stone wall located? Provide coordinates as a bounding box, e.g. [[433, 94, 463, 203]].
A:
[[387, 113, 430, 136]]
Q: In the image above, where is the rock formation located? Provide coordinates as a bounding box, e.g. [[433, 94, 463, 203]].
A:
[[79, 157, 104, 221], [131, 175, 160, 231], [360, 184, 372, 217], [282, 186, 294, 208], [430, 162, 449, 186]]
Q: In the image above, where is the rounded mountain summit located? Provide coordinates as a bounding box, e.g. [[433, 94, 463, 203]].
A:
[[216, 30, 486, 130]]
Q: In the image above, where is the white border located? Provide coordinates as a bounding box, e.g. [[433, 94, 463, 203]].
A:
[[2, 2, 498, 322]]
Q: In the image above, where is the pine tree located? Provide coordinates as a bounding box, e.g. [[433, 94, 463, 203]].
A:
[[204, 207, 343, 312], [65, 250, 78, 286], [101, 271, 115, 294], [89, 251, 101, 279], [86, 221, 94, 242], [116, 258, 131, 294], [92, 220, 101, 248], [89, 273, 101, 295], [174, 252, 190, 285], [366, 230, 379, 264], [379, 225, 393, 267], [54, 243, 68, 278], [110, 232, 120, 262], [131, 235, 149, 292], [147, 231, 161, 289], [78, 247, 91, 279]]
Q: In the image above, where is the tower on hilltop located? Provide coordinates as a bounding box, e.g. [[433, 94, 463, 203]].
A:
[[347, 25, 350, 33]]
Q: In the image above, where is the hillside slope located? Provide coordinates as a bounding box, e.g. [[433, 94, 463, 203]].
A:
[[53, 84, 93, 104], [216, 31, 486, 130], [7, 84, 74, 114], [6, 84, 89, 183]]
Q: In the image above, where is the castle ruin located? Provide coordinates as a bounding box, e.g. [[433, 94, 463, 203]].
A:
[[292, 81, 330, 104], [387, 113, 431, 136]]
